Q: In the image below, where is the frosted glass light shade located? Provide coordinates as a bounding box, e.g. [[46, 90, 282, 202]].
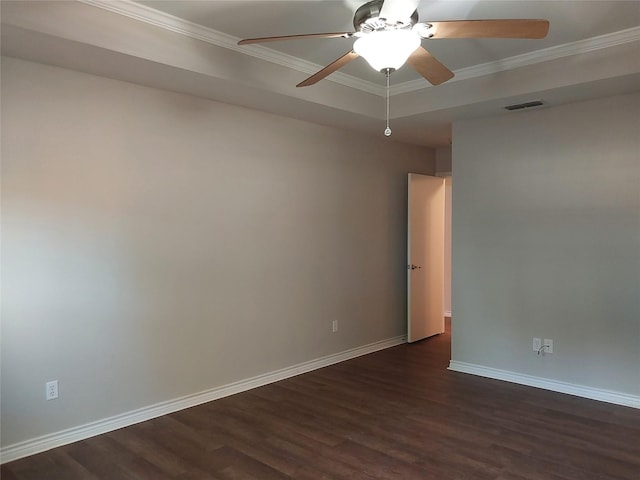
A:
[[354, 30, 421, 72]]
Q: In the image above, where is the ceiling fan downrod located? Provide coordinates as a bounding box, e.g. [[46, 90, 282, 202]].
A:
[[384, 68, 392, 137]]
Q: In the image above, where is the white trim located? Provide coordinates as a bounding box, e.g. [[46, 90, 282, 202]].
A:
[[443, 310, 452, 317], [0, 335, 405, 464], [79, 0, 640, 98], [393, 26, 640, 95], [78, 0, 384, 96], [448, 360, 640, 409]]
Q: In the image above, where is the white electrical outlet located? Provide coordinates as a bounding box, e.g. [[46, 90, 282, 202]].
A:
[[533, 338, 541, 352], [332, 320, 338, 333], [543, 339, 553, 354], [46, 380, 58, 400]]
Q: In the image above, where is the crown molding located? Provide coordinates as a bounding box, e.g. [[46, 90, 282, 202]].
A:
[[392, 26, 640, 95], [79, 0, 640, 98], [79, 0, 385, 96]]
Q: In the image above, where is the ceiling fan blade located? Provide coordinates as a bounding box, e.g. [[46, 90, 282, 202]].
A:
[[238, 32, 353, 45], [429, 19, 550, 39], [407, 47, 454, 85], [379, 0, 421, 23], [297, 51, 359, 87]]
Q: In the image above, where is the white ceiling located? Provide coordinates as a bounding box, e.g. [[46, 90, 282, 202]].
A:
[[2, 0, 640, 146]]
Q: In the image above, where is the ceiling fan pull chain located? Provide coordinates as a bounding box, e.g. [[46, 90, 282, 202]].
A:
[[384, 69, 392, 137]]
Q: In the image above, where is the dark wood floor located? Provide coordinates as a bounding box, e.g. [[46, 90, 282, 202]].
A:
[[3, 321, 640, 480]]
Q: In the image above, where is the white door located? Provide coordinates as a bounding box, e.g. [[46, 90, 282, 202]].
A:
[[407, 173, 445, 342]]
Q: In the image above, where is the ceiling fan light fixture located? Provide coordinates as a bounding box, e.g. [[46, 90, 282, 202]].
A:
[[353, 29, 421, 72]]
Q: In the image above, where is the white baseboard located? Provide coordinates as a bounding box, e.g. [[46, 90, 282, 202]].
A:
[[444, 310, 452, 317], [448, 360, 640, 409], [1, 335, 406, 464]]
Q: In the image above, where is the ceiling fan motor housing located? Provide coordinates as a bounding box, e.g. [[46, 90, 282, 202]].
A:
[[353, 0, 419, 32]]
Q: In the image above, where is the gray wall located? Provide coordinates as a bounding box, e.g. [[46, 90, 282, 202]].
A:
[[435, 147, 452, 174], [452, 93, 640, 396], [1, 57, 435, 447]]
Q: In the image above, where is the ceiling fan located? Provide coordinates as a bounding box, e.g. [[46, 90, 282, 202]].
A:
[[238, 0, 549, 87], [238, 0, 549, 136]]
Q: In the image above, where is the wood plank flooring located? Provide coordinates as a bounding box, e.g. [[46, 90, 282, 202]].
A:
[[3, 321, 640, 479]]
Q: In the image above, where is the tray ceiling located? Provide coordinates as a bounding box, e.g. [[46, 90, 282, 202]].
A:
[[2, 0, 639, 146]]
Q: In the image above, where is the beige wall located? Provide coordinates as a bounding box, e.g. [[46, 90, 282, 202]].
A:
[[0, 57, 435, 447], [444, 176, 452, 316], [452, 93, 640, 396], [436, 148, 452, 316]]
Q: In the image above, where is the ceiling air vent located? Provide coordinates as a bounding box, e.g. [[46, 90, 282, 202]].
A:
[[504, 100, 544, 111]]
